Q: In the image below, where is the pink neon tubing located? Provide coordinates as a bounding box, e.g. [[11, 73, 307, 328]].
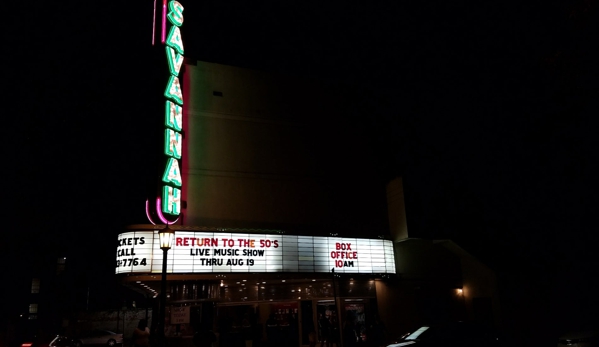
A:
[[156, 197, 179, 225], [146, 199, 157, 225], [161, 0, 167, 44]]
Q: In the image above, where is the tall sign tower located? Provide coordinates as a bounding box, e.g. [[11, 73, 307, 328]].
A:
[[146, 0, 185, 225]]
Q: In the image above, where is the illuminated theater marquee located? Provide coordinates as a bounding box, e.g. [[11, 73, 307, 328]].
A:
[[116, 231, 396, 275]]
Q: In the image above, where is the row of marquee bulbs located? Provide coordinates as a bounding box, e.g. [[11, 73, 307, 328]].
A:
[[220, 279, 321, 287], [136, 280, 158, 298], [133, 278, 376, 301]]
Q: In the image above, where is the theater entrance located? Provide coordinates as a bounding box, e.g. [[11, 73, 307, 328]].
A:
[[213, 299, 374, 347], [215, 301, 299, 347], [157, 276, 379, 347]]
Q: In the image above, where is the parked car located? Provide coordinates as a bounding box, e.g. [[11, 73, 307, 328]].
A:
[[557, 330, 599, 347], [21, 334, 74, 347], [387, 321, 503, 347], [72, 330, 123, 347]]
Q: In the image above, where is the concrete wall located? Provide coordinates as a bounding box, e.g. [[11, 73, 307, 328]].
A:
[[375, 279, 467, 342], [181, 61, 387, 234], [373, 239, 466, 341], [375, 280, 422, 338], [394, 239, 462, 283], [386, 177, 408, 241], [434, 240, 501, 328]]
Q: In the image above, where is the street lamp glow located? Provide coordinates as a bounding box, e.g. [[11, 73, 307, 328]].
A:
[[158, 226, 175, 250]]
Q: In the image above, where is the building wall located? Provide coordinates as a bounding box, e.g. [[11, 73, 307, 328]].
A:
[[139, 58, 502, 342], [181, 61, 387, 234], [394, 239, 462, 284], [386, 177, 409, 242], [385, 182, 501, 330], [434, 240, 501, 328], [375, 280, 421, 337], [376, 279, 467, 341]]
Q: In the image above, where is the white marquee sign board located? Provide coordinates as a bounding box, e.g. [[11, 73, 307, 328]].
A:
[[116, 231, 395, 275]]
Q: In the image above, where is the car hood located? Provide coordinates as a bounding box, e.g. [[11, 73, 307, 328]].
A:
[[387, 341, 418, 347]]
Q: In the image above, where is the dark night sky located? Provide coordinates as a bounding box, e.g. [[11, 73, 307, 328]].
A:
[[2, 0, 599, 344]]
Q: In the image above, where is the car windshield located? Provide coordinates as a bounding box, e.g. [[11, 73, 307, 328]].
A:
[[405, 327, 430, 340], [50, 335, 72, 347], [404, 323, 486, 342]]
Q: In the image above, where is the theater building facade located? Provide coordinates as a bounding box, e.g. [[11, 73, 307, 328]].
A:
[[115, 2, 500, 346]]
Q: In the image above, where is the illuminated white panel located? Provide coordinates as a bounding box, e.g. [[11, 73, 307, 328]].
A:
[[116, 232, 396, 274], [115, 231, 155, 274], [174, 265, 194, 272], [213, 265, 230, 272], [297, 236, 313, 242], [298, 248, 314, 254], [266, 264, 283, 271], [231, 267, 250, 273], [283, 260, 299, 266], [357, 239, 371, 246]]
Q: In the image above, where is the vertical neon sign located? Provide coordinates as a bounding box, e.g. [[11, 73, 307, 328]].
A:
[[161, 1, 184, 218]]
